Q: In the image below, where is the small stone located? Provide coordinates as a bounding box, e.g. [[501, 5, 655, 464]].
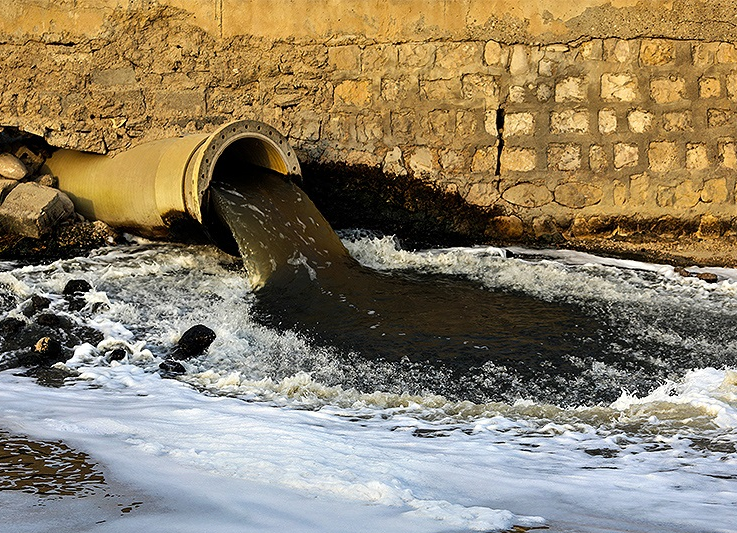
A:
[[172, 324, 216, 360], [34, 174, 58, 188], [63, 279, 93, 296], [21, 295, 51, 317], [696, 272, 718, 283], [0, 317, 25, 340], [674, 267, 691, 278], [0, 152, 29, 180], [107, 348, 127, 362], [159, 359, 186, 374]]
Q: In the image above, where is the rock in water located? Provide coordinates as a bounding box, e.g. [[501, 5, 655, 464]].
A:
[[0, 152, 28, 180], [27, 336, 64, 366], [172, 324, 216, 359], [0, 183, 75, 238], [63, 279, 93, 296]]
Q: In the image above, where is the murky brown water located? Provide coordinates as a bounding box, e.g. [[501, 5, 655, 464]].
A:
[[0, 430, 106, 496]]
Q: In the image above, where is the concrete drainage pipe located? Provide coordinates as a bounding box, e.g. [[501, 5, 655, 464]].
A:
[[43, 120, 301, 238]]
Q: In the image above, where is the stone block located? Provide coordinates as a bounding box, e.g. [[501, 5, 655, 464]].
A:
[[420, 78, 461, 100], [538, 58, 555, 77], [536, 84, 553, 102], [382, 147, 408, 176], [554, 182, 603, 208], [718, 139, 737, 168], [598, 108, 617, 134], [697, 214, 723, 239], [509, 45, 529, 76], [601, 73, 638, 102], [627, 109, 653, 133], [484, 41, 502, 65], [0, 179, 17, 201], [151, 90, 205, 117], [489, 215, 524, 240], [589, 144, 607, 172], [605, 39, 632, 63], [398, 43, 436, 69], [471, 147, 498, 173], [90, 67, 137, 86], [700, 76, 722, 99], [532, 216, 559, 238], [555, 77, 586, 102], [639, 39, 675, 66], [663, 111, 692, 132], [0, 183, 74, 238], [702, 178, 728, 203], [648, 141, 679, 173], [390, 110, 414, 139], [328, 45, 361, 72], [356, 114, 383, 143], [461, 74, 500, 106], [502, 183, 552, 207], [427, 110, 453, 140], [613, 180, 628, 205], [693, 42, 719, 66], [550, 109, 589, 134], [439, 149, 467, 173], [547, 143, 581, 171], [650, 77, 686, 104], [708, 109, 736, 128], [455, 110, 480, 137], [727, 72, 737, 101], [381, 77, 418, 102], [334, 80, 372, 107], [686, 143, 709, 170], [717, 43, 737, 64], [657, 186, 676, 207], [407, 147, 436, 175], [435, 42, 482, 73], [614, 143, 639, 169], [508, 85, 526, 103], [0, 152, 29, 180], [580, 40, 603, 61], [465, 182, 499, 207], [499, 147, 536, 172], [629, 172, 653, 204], [675, 180, 701, 208], [505, 112, 535, 136], [362, 45, 398, 73], [484, 110, 498, 135]]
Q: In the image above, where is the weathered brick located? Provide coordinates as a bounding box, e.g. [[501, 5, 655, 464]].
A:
[[589, 144, 607, 172], [639, 39, 675, 66], [461, 74, 500, 105], [407, 146, 436, 175], [650, 76, 686, 104], [627, 109, 653, 133], [509, 45, 530, 76], [648, 141, 679, 172], [686, 143, 709, 170], [328, 45, 361, 72], [663, 111, 692, 132], [547, 143, 581, 171], [598, 108, 617, 134], [718, 139, 737, 168], [708, 108, 737, 128], [614, 143, 639, 169], [466, 182, 500, 207], [702, 178, 728, 203], [699, 76, 722, 99], [550, 109, 589, 134], [601, 73, 638, 102], [693, 42, 719, 66], [555, 77, 586, 102], [717, 43, 737, 64], [505, 112, 535, 136], [500, 147, 537, 172], [420, 78, 461, 100], [334, 80, 372, 106], [398, 43, 435, 69], [484, 41, 502, 65], [554, 182, 603, 208], [471, 147, 498, 172], [727, 72, 737, 101], [502, 182, 552, 207]]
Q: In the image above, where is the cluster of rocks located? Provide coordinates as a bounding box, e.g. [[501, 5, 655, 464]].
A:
[[0, 129, 121, 258], [0, 274, 217, 383]]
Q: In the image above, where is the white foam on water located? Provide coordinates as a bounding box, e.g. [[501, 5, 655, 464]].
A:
[[1, 241, 736, 532]]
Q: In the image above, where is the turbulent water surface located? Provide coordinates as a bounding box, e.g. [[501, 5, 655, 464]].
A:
[[0, 171, 736, 532]]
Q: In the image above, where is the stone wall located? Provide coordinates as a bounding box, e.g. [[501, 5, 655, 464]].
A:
[[1, 1, 737, 245]]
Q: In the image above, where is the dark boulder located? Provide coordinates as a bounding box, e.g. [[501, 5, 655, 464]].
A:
[[159, 359, 186, 374], [63, 279, 93, 296], [172, 325, 216, 360], [21, 294, 51, 317]]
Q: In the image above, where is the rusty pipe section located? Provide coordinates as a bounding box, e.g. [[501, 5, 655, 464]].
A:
[[43, 120, 301, 237]]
